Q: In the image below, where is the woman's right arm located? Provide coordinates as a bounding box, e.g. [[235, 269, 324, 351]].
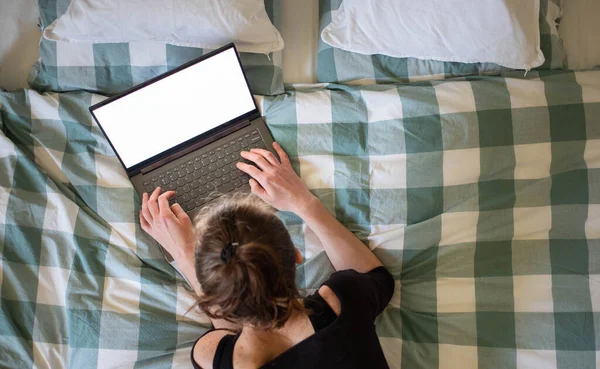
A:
[[237, 143, 382, 273], [295, 197, 382, 273]]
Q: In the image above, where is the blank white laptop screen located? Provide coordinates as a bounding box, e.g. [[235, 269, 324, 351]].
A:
[[93, 47, 256, 169]]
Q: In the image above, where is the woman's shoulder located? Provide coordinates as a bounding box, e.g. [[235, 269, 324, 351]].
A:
[[320, 267, 394, 320], [316, 285, 342, 316], [326, 267, 393, 292], [193, 329, 237, 369]]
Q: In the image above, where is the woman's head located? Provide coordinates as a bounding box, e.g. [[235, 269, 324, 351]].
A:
[[193, 194, 303, 329]]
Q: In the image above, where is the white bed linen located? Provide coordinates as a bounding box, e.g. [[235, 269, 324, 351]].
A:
[[559, 0, 600, 70], [0, 0, 41, 91]]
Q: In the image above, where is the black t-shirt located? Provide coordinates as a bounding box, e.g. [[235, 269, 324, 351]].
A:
[[191, 266, 395, 369]]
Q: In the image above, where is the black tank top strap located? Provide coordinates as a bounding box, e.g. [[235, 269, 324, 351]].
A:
[[190, 329, 238, 369], [213, 333, 240, 369]]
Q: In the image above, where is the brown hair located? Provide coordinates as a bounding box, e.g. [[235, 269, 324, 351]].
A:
[[193, 194, 304, 329]]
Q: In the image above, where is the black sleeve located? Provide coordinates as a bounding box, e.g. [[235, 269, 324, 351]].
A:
[[322, 266, 395, 321]]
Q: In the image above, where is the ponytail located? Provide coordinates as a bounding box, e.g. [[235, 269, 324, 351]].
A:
[[193, 194, 304, 329]]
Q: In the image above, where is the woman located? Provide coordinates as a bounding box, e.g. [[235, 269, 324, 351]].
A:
[[140, 142, 394, 368]]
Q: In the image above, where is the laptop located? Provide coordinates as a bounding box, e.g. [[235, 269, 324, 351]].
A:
[[90, 43, 276, 219]]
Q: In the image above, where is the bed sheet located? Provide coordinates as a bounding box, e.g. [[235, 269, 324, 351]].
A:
[[560, 0, 600, 70], [280, 0, 319, 84], [0, 0, 41, 91], [1, 70, 599, 369]]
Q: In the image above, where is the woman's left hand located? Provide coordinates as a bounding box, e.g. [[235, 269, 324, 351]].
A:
[[139, 187, 196, 260]]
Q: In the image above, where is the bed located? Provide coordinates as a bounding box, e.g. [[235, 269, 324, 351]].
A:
[[1, 1, 600, 369]]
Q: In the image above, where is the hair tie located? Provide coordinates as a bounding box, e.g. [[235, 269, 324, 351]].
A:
[[221, 242, 239, 263]]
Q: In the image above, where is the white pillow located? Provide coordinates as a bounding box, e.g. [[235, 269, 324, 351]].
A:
[[322, 0, 545, 70], [43, 0, 284, 54]]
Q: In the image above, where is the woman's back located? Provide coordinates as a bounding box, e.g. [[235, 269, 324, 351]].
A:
[[192, 267, 394, 369]]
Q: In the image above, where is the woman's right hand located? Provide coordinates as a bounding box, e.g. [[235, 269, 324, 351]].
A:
[[240, 142, 384, 274], [236, 142, 317, 215]]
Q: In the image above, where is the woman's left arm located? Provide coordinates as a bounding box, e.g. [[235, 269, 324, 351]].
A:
[[139, 187, 202, 294], [140, 187, 240, 330]]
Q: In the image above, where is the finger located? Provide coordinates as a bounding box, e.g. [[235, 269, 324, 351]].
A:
[[240, 151, 272, 171], [147, 187, 162, 219], [236, 162, 264, 181], [139, 210, 151, 231], [171, 203, 191, 223], [273, 142, 292, 168], [141, 192, 153, 222], [249, 178, 269, 201], [249, 148, 280, 166], [158, 191, 177, 221]]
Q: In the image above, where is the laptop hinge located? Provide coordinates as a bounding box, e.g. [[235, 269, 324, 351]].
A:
[[140, 119, 252, 175]]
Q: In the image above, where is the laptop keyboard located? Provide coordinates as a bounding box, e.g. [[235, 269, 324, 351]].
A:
[[142, 129, 266, 212]]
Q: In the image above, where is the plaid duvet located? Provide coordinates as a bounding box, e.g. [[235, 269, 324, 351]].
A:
[[2, 69, 600, 368], [317, 0, 568, 85], [28, 0, 284, 96]]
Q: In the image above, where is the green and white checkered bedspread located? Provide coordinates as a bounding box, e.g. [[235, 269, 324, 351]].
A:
[[0, 92, 209, 368], [2, 70, 600, 368]]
